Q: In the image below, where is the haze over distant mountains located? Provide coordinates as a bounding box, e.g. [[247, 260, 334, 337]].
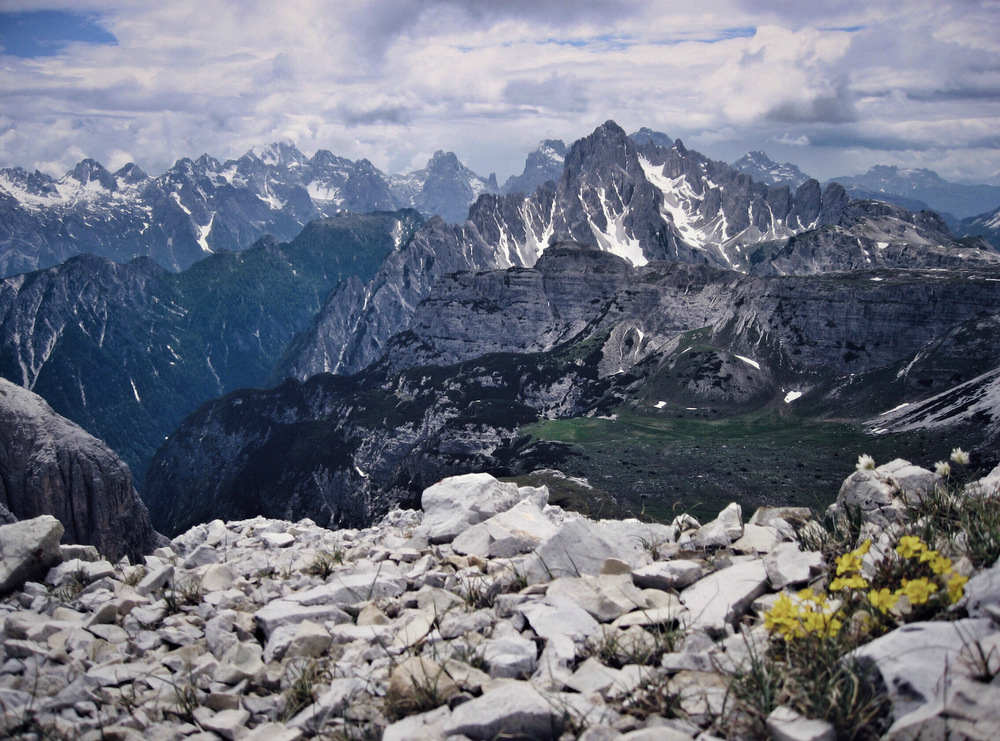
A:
[[3, 127, 999, 278]]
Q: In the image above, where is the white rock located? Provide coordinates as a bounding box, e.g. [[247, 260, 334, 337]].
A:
[[482, 634, 538, 678], [216, 641, 265, 685], [731, 524, 781, 553], [383, 705, 453, 741], [243, 723, 303, 741], [136, 564, 174, 597], [0, 516, 64, 595], [520, 596, 601, 642], [200, 708, 250, 740], [444, 680, 560, 740], [632, 560, 704, 591], [766, 705, 836, 741], [764, 542, 825, 589], [546, 574, 647, 622], [524, 516, 649, 583], [680, 559, 769, 637], [262, 532, 295, 548], [284, 620, 333, 659], [852, 618, 995, 720], [417, 472, 548, 544], [254, 598, 351, 638], [200, 563, 236, 592], [453, 498, 557, 558]]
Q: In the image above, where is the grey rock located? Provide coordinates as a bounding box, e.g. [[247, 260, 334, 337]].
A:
[[766, 705, 836, 741], [444, 680, 561, 740], [0, 515, 64, 595], [481, 634, 538, 679], [0, 378, 160, 562], [853, 618, 995, 720], [416, 473, 547, 544], [680, 559, 769, 636], [633, 560, 704, 591]]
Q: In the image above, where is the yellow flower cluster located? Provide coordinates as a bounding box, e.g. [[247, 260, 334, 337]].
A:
[[764, 535, 970, 640], [764, 590, 843, 640]]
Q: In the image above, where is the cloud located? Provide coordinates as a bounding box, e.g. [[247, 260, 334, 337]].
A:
[[772, 133, 811, 147], [0, 0, 997, 183]]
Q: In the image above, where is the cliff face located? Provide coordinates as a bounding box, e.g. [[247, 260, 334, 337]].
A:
[[0, 377, 161, 562]]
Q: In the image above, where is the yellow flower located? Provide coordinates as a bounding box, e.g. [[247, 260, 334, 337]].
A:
[[855, 539, 872, 556], [830, 574, 869, 591], [901, 578, 938, 605], [947, 573, 968, 604], [797, 588, 828, 605], [868, 587, 900, 614], [927, 555, 953, 575], [896, 536, 927, 559], [765, 594, 801, 636], [950, 448, 970, 465], [801, 609, 842, 637], [836, 551, 862, 575]]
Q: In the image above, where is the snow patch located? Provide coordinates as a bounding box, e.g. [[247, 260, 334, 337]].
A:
[[880, 402, 910, 416], [654, 401, 667, 409], [783, 391, 802, 403], [734, 354, 760, 370]]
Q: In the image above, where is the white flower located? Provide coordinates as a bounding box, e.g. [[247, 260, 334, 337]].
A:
[[934, 461, 951, 477], [856, 454, 876, 471], [950, 448, 970, 465]]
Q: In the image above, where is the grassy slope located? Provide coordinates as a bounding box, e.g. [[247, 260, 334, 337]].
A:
[[514, 403, 984, 525]]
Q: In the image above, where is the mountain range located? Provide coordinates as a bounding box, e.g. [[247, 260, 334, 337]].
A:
[[4, 130, 999, 281], [0, 210, 422, 483], [2, 120, 999, 535]]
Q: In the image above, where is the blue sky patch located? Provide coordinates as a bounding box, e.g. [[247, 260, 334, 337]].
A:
[[0, 10, 117, 58]]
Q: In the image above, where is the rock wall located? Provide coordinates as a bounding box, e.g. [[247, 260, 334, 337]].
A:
[[0, 377, 161, 562]]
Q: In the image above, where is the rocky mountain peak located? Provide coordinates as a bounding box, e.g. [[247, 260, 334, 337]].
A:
[[113, 162, 149, 185], [68, 158, 116, 191], [629, 127, 674, 149]]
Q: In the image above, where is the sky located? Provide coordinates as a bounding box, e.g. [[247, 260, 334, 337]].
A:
[[1, 0, 998, 184]]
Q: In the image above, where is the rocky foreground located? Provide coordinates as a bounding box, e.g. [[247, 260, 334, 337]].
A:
[[2, 464, 1000, 741]]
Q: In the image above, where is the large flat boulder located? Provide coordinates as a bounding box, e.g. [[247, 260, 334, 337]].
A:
[[415, 473, 548, 544]]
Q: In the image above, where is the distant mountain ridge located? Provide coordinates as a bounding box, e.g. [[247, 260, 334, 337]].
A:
[[0, 144, 495, 277], [731, 150, 811, 189], [828, 164, 1000, 220], [282, 121, 999, 379]]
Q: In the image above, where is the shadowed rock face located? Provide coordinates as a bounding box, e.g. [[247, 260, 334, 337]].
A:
[[0, 377, 161, 562]]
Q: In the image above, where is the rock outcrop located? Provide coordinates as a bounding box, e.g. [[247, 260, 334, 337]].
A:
[[0, 377, 160, 562], [3, 464, 998, 739]]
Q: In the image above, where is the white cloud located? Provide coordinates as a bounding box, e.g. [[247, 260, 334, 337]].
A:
[[0, 0, 997, 183], [773, 134, 811, 147]]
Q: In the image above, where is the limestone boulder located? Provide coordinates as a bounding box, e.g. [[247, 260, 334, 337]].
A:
[[0, 515, 64, 595], [444, 680, 562, 740], [416, 472, 548, 544]]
